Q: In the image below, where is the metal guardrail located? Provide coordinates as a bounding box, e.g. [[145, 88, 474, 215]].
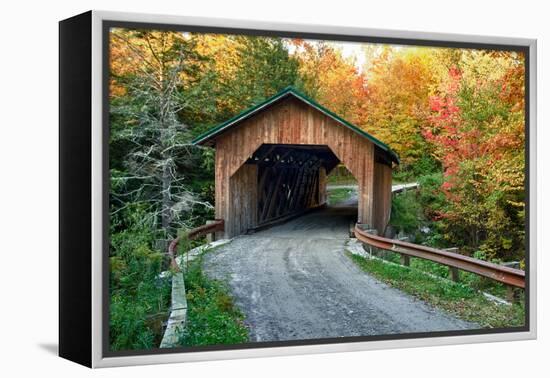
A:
[[354, 224, 525, 289], [167, 219, 225, 271]]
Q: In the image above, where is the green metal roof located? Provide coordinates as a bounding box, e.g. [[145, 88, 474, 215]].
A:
[[192, 86, 400, 164]]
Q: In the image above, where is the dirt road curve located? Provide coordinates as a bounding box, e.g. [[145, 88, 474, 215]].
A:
[[203, 203, 477, 342]]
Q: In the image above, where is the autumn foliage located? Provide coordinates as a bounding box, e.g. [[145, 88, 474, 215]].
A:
[[423, 54, 525, 260], [109, 29, 526, 263]]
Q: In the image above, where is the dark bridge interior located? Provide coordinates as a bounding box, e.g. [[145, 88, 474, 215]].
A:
[[246, 144, 341, 226]]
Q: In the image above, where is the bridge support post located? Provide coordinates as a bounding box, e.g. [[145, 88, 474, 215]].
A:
[[400, 255, 410, 267]]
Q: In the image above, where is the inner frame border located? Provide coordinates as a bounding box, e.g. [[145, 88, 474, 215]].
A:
[[91, 10, 536, 368]]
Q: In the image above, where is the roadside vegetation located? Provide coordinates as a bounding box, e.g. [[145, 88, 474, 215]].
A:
[[388, 176, 524, 297], [179, 252, 249, 346], [109, 208, 172, 351], [347, 252, 525, 328]]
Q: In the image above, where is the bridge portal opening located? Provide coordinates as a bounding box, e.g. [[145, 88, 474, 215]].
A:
[[328, 164, 357, 186], [326, 165, 358, 207], [246, 144, 343, 227]]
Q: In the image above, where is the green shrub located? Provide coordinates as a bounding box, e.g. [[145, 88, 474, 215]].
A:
[[390, 190, 423, 234], [109, 206, 171, 351], [417, 173, 446, 218], [393, 155, 440, 184]]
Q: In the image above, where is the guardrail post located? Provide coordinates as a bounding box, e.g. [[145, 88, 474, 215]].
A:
[[397, 236, 410, 266], [443, 248, 460, 282], [364, 227, 379, 257], [449, 266, 460, 282], [205, 220, 216, 243], [506, 285, 519, 303]]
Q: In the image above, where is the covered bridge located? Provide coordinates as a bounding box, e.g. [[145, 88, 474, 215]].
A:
[[192, 87, 399, 238]]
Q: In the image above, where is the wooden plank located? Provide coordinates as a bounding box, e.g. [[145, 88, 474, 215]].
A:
[[318, 166, 327, 205], [264, 169, 285, 221], [228, 164, 258, 236], [372, 161, 392, 235], [288, 166, 306, 211]]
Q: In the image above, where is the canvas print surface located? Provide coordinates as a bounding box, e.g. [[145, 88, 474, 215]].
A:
[[107, 25, 527, 354]]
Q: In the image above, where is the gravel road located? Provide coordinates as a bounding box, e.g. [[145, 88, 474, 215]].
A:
[[202, 203, 477, 342]]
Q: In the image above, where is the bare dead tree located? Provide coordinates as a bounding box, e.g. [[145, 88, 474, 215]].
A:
[[110, 30, 214, 236]]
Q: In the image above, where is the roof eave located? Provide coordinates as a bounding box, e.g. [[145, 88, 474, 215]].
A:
[[191, 87, 400, 165]]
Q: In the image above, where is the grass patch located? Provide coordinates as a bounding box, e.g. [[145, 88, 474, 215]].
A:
[[346, 251, 525, 329], [380, 251, 510, 298], [179, 253, 249, 347], [327, 188, 354, 205], [409, 257, 509, 298]]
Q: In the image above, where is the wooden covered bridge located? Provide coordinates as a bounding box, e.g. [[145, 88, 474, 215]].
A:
[[192, 87, 399, 238]]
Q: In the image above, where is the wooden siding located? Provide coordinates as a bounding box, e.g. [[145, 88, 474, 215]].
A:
[[373, 162, 392, 235], [215, 97, 390, 237], [227, 163, 257, 237]]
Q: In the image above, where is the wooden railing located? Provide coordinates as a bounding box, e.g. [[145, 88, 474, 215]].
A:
[[167, 219, 225, 271], [354, 224, 525, 290]]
